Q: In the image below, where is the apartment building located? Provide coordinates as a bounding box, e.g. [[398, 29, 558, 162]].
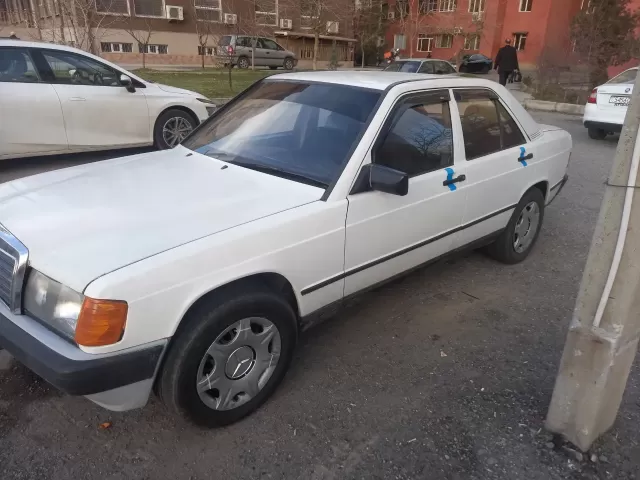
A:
[[0, 0, 357, 66], [385, 0, 586, 69]]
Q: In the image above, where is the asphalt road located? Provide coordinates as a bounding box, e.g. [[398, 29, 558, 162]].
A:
[[1, 113, 638, 480]]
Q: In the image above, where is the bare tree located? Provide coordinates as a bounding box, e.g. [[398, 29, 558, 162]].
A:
[[56, 0, 119, 53], [353, 0, 387, 67], [123, 16, 154, 68], [300, 0, 353, 70], [192, 0, 217, 69]]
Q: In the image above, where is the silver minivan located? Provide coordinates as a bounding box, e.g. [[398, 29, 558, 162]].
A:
[[217, 35, 298, 70]]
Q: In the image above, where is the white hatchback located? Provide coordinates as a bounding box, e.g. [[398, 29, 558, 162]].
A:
[[583, 67, 638, 140], [0, 40, 216, 160]]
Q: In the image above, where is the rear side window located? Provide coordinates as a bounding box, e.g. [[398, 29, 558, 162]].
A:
[[418, 62, 434, 74], [219, 36, 231, 46], [0, 47, 39, 83], [375, 91, 453, 176], [607, 69, 637, 85], [455, 90, 525, 160]]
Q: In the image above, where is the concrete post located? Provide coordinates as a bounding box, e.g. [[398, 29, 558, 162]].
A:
[[546, 69, 640, 452]]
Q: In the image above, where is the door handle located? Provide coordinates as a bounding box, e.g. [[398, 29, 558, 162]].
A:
[[518, 153, 533, 162], [443, 174, 466, 186]]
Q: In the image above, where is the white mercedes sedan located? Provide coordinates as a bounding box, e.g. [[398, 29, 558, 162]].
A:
[[583, 67, 637, 140], [0, 39, 216, 160], [0, 71, 571, 427]]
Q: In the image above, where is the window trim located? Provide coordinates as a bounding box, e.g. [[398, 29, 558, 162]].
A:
[[513, 32, 527, 51], [417, 34, 434, 52], [439, 0, 456, 12], [370, 89, 454, 179], [468, 0, 485, 13], [452, 87, 529, 161], [95, 0, 131, 16], [435, 34, 453, 49], [255, 0, 278, 26], [133, 0, 166, 18], [0, 47, 41, 84]]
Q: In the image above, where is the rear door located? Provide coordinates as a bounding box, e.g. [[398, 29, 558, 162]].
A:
[[33, 48, 150, 149], [451, 88, 535, 248], [0, 46, 67, 158]]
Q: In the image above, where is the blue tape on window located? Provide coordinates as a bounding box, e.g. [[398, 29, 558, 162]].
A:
[[445, 167, 456, 191], [519, 147, 528, 167]]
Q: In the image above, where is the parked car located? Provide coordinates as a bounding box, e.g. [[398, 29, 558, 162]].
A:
[[459, 54, 493, 74], [216, 35, 297, 70], [0, 71, 571, 427], [0, 40, 216, 160], [384, 58, 456, 74], [583, 67, 638, 140]]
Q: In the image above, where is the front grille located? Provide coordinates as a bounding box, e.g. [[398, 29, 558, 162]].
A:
[[0, 225, 28, 314]]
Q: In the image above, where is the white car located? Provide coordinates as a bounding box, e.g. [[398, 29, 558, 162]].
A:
[[0, 72, 571, 426], [0, 40, 215, 160], [583, 67, 637, 140]]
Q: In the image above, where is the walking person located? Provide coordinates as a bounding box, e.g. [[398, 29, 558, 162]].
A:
[[494, 38, 519, 86]]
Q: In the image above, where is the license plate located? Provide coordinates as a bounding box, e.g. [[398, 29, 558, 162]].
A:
[[610, 96, 631, 106]]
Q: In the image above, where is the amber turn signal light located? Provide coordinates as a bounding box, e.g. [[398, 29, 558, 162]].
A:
[[75, 298, 128, 347]]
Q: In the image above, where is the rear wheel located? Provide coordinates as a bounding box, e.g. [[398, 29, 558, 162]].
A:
[[157, 286, 297, 427], [154, 109, 196, 149], [588, 128, 607, 140], [237, 56, 250, 69]]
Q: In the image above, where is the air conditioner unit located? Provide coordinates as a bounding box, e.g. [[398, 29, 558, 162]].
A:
[[224, 13, 237, 24], [387, 11, 395, 19], [165, 5, 183, 21], [280, 18, 292, 29], [453, 26, 463, 35], [326, 21, 339, 34]]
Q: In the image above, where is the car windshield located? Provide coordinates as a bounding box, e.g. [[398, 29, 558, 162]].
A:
[[607, 69, 638, 85], [182, 81, 381, 188], [384, 61, 420, 73]]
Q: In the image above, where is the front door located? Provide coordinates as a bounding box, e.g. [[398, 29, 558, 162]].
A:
[[0, 47, 67, 158], [344, 90, 467, 296], [451, 88, 536, 247], [32, 48, 150, 149], [257, 38, 280, 67]]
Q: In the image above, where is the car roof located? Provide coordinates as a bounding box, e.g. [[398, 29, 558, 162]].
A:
[[271, 70, 483, 91]]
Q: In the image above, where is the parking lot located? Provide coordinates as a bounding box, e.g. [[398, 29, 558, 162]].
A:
[[0, 112, 638, 480]]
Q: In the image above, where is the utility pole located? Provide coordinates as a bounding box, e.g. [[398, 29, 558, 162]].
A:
[[546, 68, 640, 452]]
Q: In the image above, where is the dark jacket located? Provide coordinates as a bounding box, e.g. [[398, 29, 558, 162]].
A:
[[495, 45, 519, 72]]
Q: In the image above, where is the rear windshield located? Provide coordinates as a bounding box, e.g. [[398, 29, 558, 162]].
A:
[[182, 81, 381, 188], [607, 69, 638, 85], [384, 61, 420, 73], [218, 36, 231, 47]]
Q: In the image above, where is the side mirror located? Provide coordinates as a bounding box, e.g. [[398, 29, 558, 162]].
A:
[[369, 163, 409, 196], [120, 74, 135, 92]]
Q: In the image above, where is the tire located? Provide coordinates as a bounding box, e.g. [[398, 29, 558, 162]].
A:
[[269, 66, 278, 70], [486, 188, 545, 264], [153, 109, 197, 150], [283, 57, 294, 70], [157, 285, 297, 427], [588, 128, 607, 140], [237, 56, 250, 69]]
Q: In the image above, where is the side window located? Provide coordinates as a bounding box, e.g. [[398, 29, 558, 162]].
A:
[[418, 62, 434, 74], [40, 50, 120, 86], [0, 48, 39, 83], [456, 90, 526, 160], [375, 92, 453, 177], [261, 39, 279, 51]]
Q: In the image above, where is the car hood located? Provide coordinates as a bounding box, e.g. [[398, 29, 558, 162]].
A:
[[0, 147, 322, 292], [154, 82, 202, 97]]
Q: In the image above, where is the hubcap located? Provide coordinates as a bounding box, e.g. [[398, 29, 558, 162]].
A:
[[196, 317, 281, 411], [513, 201, 540, 254], [162, 116, 193, 148]]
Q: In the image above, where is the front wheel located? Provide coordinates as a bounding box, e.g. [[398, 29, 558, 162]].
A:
[[154, 109, 196, 149], [486, 188, 545, 264], [283, 58, 294, 70], [157, 286, 297, 427]]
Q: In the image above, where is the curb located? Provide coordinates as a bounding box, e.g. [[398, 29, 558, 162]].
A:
[[523, 99, 584, 116]]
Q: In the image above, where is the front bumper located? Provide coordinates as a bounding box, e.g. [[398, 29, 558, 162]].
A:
[[0, 306, 165, 398]]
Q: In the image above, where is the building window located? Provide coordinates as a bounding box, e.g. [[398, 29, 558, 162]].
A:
[[300, 0, 319, 28], [101, 42, 133, 53], [394, 33, 406, 50], [417, 34, 433, 52], [95, 0, 129, 15], [469, 0, 484, 13], [420, 0, 437, 13], [439, 0, 456, 12], [139, 44, 168, 54], [195, 0, 221, 21], [255, 0, 277, 25], [436, 34, 452, 48], [519, 0, 532, 12], [133, 0, 164, 17], [396, 0, 408, 16], [513, 32, 527, 51], [198, 46, 215, 55], [463, 34, 480, 50], [581, 0, 594, 13]]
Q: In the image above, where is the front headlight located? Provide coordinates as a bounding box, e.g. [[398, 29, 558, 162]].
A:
[[24, 270, 83, 341]]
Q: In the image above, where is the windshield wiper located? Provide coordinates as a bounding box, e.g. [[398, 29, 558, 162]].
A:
[[232, 160, 328, 189]]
